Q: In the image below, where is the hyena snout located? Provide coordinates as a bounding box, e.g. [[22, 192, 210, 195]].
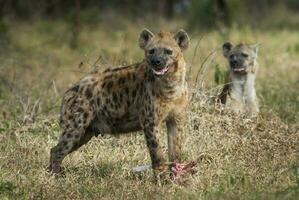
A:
[[229, 55, 240, 67], [229, 57, 245, 71], [150, 57, 166, 69]]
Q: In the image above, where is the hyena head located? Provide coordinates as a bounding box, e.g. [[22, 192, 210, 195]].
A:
[[223, 42, 259, 74], [139, 29, 189, 76]]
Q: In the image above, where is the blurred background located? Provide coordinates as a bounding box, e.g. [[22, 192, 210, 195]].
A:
[[0, 0, 298, 123], [1, 0, 299, 31]]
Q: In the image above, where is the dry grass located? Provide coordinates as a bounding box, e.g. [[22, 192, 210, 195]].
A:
[[0, 18, 298, 199]]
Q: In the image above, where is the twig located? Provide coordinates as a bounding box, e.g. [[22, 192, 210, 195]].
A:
[[189, 47, 220, 102], [92, 55, 103, 67], [52, 80, 58, 97], [194, 47, 219, 85], [187, 34, 204, 80]]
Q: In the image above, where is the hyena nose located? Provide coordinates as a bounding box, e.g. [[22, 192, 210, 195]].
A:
[[151, 59, 162, 66], [230, 60, 238, 66]]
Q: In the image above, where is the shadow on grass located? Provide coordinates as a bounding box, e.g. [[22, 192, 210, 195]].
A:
[[67, 163, 116, 178], [0, 180, 23, 199]]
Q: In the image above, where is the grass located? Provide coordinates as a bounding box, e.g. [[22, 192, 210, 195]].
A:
[[0, 16, 298, 199]]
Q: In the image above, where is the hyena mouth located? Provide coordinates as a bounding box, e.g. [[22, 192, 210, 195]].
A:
[[152, 66, 169, 75], [233, 68, 246, 72], [232, 66, 246, 73]]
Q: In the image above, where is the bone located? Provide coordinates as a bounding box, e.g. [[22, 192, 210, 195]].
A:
[[132, 164, 152, 172]]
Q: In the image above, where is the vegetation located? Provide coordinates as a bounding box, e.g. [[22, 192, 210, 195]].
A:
[[0, 1, 298, 199]]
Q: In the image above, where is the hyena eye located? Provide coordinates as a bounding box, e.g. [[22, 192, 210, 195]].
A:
[[148, 49, 155, 55], [241, 53, 249, 58], [165, 49, 173, 55]]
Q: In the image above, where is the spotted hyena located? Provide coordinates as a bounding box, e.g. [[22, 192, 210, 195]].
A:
[[49, 29, 190, 174], [218, 42, 260, 116]]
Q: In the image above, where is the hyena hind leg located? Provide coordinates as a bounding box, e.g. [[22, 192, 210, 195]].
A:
[[49, 128, 93, 173], [49, 96, 96, 173]]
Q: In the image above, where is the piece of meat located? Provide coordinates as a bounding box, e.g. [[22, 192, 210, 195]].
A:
[[170, 161, 197, 185], [132, 161, 197, 185]]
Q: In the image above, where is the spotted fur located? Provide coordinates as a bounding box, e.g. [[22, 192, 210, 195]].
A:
[[49, 29, 190, 174]]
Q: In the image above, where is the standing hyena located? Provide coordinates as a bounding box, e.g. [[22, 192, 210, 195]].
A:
[[49, 29, 190, 174], [218, 42, 260, 116]]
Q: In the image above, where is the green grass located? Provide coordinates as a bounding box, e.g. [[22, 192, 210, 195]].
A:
[[0, 17, 298, 199]]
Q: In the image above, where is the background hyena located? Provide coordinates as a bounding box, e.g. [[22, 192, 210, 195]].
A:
[[218, 42, 260, 116]]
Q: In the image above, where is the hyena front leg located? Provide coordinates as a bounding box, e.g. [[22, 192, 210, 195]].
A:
[[141, 116, 166, 171], [229, 98, 244, 114], [245, 86, 259, 116], [245, 96, 259, 116], [244, 75, 259, 116], [166, 115, 183, 162], [229, 83, 244, 114]]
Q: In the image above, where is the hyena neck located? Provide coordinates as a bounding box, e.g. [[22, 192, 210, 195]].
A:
[[149, 59, 187, 99], [230, 72, 256, 101]]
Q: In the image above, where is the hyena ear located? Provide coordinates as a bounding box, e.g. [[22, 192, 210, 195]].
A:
[[139, 28, 154, 50], [250, 44, 260, 58], [222, 42, 233, 58], [174, 29, 190, 51]]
